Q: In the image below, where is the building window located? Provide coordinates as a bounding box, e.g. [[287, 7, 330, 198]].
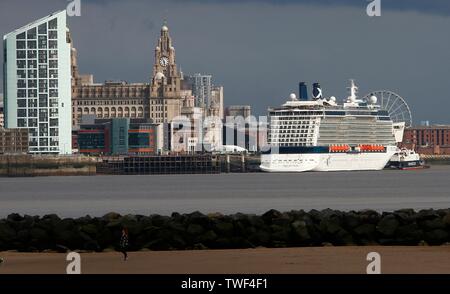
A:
[[28, 89, 37, 97], [39, 65, 48, 78], [29, 99, 38, 107], [17, 60, 26, 68], [28, 79, 37, 88], [49, 99, 58, 107], [50, 108, 58, 117], [49, 60, 58, 68], [17, 109, 27, 118], [17, 99, 27, 108], [18, 119, 27, 127], [50, 118, 58, 127], [49, 79, 58, 88], [28, 60, 37, 69], [17, 70, 26, 79], [38, 50, 47, 63], [38, 23, 47, 34], [39, 138, 49, 146], [27, 40, 37, 49], [48, 31, 57, 40], [27, 28, 37, 39], [49, 18, 58, 29], [39, 80, 48, 92], [28, 109, 37, 117], [27, 50, 37, 59], [29, 119, 38, 128], [39, 94, 48, 107], [49, 89, 58, 97], [28, 70, 37, 79], [39, 112, 49, 124], [16, 50, 26, 59], [49, 50, 58, 59], [16, 40, 26, 49], [17, 89, 26, 98], [49, 40, 58, 49], [38, 36, 47, 49], [17, 79, 26, 88]]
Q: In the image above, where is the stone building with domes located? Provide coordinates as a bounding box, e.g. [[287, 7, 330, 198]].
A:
[[72, 24, 184, 126], [71, 23, 223, 152]]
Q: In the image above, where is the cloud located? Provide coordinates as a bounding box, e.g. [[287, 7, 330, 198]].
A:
[[172, 0, 450, 16], [1, 0, 450, 125]]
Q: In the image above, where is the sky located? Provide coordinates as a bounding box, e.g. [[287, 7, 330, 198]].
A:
[[1, 0, 450, 124]]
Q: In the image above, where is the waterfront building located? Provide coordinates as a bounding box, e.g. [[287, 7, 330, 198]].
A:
[[0, 128, 29, 154], [3, 11, 72, 154], [401, 125, 450, 155], [72, 23, 184, 128], [211, 86, 224, 120], [77, 118, 161, 155], [185, 73, 212, 108], [70, 22, 225, 154], [226, 105, 251, 119]]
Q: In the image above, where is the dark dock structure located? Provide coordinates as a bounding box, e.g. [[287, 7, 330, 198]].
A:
[[97, 154, 221, 175], [96, 153, 263, 175]]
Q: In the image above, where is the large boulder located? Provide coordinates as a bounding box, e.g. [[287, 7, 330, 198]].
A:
[[291, 220, 311, 241], [80, 224, 99, 237], [187, 223, 205, 236], [424, 229, 449, 245], [213, 221, 234, 237], [420, 218, 445, 231], [6, 213, 23, 223], [29, 227, 50, 250], [358, 210, 381, 224], [0, 222, 16, 242], [393, 209, 416, 224], [261, 209, 282, 224], [102, 212, 122, 221], [343, 212, 361, 229], [197, 230, 218, 245], [269, 224, 291, 243], [150, 214, 171, 227], [353, 223, 376, 240], [443, 213, 450, 227], [248, 230, 271, 246], [395, 223, 423, 245], [376, 215, 399, 237], [416, 209, 440, 221]]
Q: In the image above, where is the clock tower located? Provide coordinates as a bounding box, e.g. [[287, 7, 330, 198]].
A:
[[148, 23, 183, 123], [150, 24, 181, 98]]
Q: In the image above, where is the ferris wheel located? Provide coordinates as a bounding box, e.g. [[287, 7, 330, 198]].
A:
[[363, 90, 412, 127]]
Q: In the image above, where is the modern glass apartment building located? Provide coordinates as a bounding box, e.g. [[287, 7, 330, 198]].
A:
[[188, 73, 212, 108], [3, 11, 72, 154]]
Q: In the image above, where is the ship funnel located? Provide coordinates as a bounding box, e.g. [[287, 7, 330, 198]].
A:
[[298, 82, 308, 100], [312, 82, 323, 99]]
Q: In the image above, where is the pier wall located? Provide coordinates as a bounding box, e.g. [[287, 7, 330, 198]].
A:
[[0, 155, 97, 177], [0, 209, 449, 252]]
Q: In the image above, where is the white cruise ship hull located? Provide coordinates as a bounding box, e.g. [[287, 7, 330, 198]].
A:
[[260, 147, 397, 172]]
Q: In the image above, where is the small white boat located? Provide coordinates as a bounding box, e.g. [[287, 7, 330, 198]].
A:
[[386, 148, 428, 170]]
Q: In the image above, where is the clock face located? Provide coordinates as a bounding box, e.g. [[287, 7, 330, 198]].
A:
[[159, 56, 169, 67]]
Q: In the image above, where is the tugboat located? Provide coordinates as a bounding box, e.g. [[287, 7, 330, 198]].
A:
[[386, 148, 428, 170]]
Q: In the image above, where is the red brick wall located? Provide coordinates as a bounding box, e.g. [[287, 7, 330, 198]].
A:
[[401, 127, 450, 155]]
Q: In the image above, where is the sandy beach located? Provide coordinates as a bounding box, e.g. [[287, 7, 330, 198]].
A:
[[1, 246, 450, 274]]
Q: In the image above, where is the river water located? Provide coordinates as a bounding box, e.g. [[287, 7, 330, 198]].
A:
[[0, 166, 449, 217]]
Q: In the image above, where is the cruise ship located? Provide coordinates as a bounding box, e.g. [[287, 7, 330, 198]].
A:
[[260, 80, 404, 172]]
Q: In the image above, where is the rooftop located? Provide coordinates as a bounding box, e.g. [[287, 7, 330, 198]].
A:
[[3, 10, 65, 39]]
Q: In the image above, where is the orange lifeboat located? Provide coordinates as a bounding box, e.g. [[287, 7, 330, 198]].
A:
[[329, 145, 350, 153], [358, 144, 385, 152]]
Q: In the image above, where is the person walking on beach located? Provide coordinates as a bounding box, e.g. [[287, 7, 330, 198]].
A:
[[119, 228, 129, 261]]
